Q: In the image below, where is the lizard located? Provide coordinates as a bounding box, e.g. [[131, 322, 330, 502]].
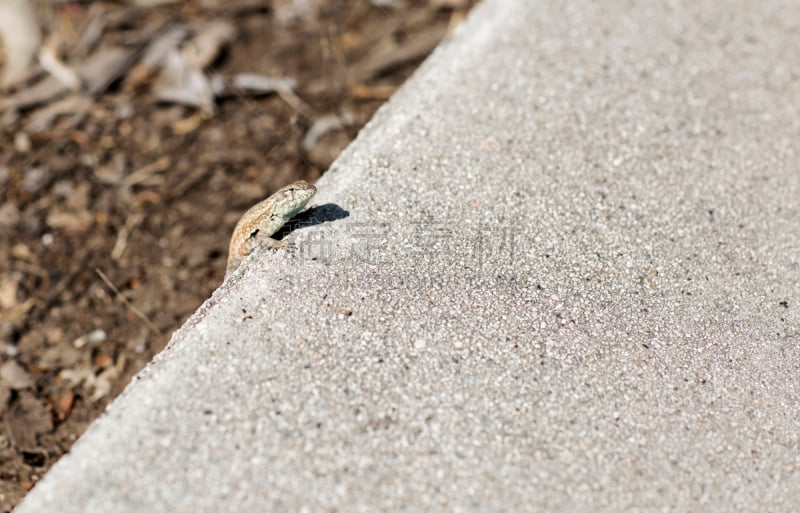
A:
[[226, 179, 317, 276]]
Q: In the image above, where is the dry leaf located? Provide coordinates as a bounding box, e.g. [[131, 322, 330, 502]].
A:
[[50, 389, 74, 420], [0, 0, 41, 88], [124, 24, 188, 91], [154, 50, 216, 113]]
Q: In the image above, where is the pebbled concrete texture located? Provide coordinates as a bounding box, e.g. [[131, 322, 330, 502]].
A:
[[15, 0, 800, 511]]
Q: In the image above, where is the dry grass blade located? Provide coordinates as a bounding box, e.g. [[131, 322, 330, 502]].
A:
[[95, 268, 162, 336], [111, 213, 145, 261]]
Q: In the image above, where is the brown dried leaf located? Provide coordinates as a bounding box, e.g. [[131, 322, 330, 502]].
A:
[[50, 390, 75, 421], [171, 110, 205, 135], [350, 83, 397, 100], [93, 353, 112, 368]]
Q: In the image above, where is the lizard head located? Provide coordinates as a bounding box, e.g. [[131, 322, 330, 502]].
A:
[[274, 179, 317, 220]]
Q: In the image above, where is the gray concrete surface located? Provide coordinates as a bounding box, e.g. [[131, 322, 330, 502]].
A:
[[15, 0, 800, 511]]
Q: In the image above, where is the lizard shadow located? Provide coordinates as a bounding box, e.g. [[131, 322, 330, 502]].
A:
[[273, 203, 350, 240]]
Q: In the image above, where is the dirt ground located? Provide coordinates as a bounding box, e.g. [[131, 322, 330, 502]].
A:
[[0, 1, 475, 509]]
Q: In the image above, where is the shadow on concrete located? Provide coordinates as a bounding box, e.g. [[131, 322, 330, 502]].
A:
[[274, 203, 349, 240]]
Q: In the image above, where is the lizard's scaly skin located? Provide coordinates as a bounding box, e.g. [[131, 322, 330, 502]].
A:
[[226, 180, 317, 275]]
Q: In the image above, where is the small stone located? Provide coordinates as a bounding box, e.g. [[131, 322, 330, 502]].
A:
[[14, 132, 31, 153], [73, 329, 107, 348], [10, 243, 32, 260]]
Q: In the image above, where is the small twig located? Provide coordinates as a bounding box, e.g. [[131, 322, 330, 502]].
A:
[[111, 212, 145, 261], [275, 87, 314, 118], [95, 268, 162, 336], [122, 157, 170, 187]]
